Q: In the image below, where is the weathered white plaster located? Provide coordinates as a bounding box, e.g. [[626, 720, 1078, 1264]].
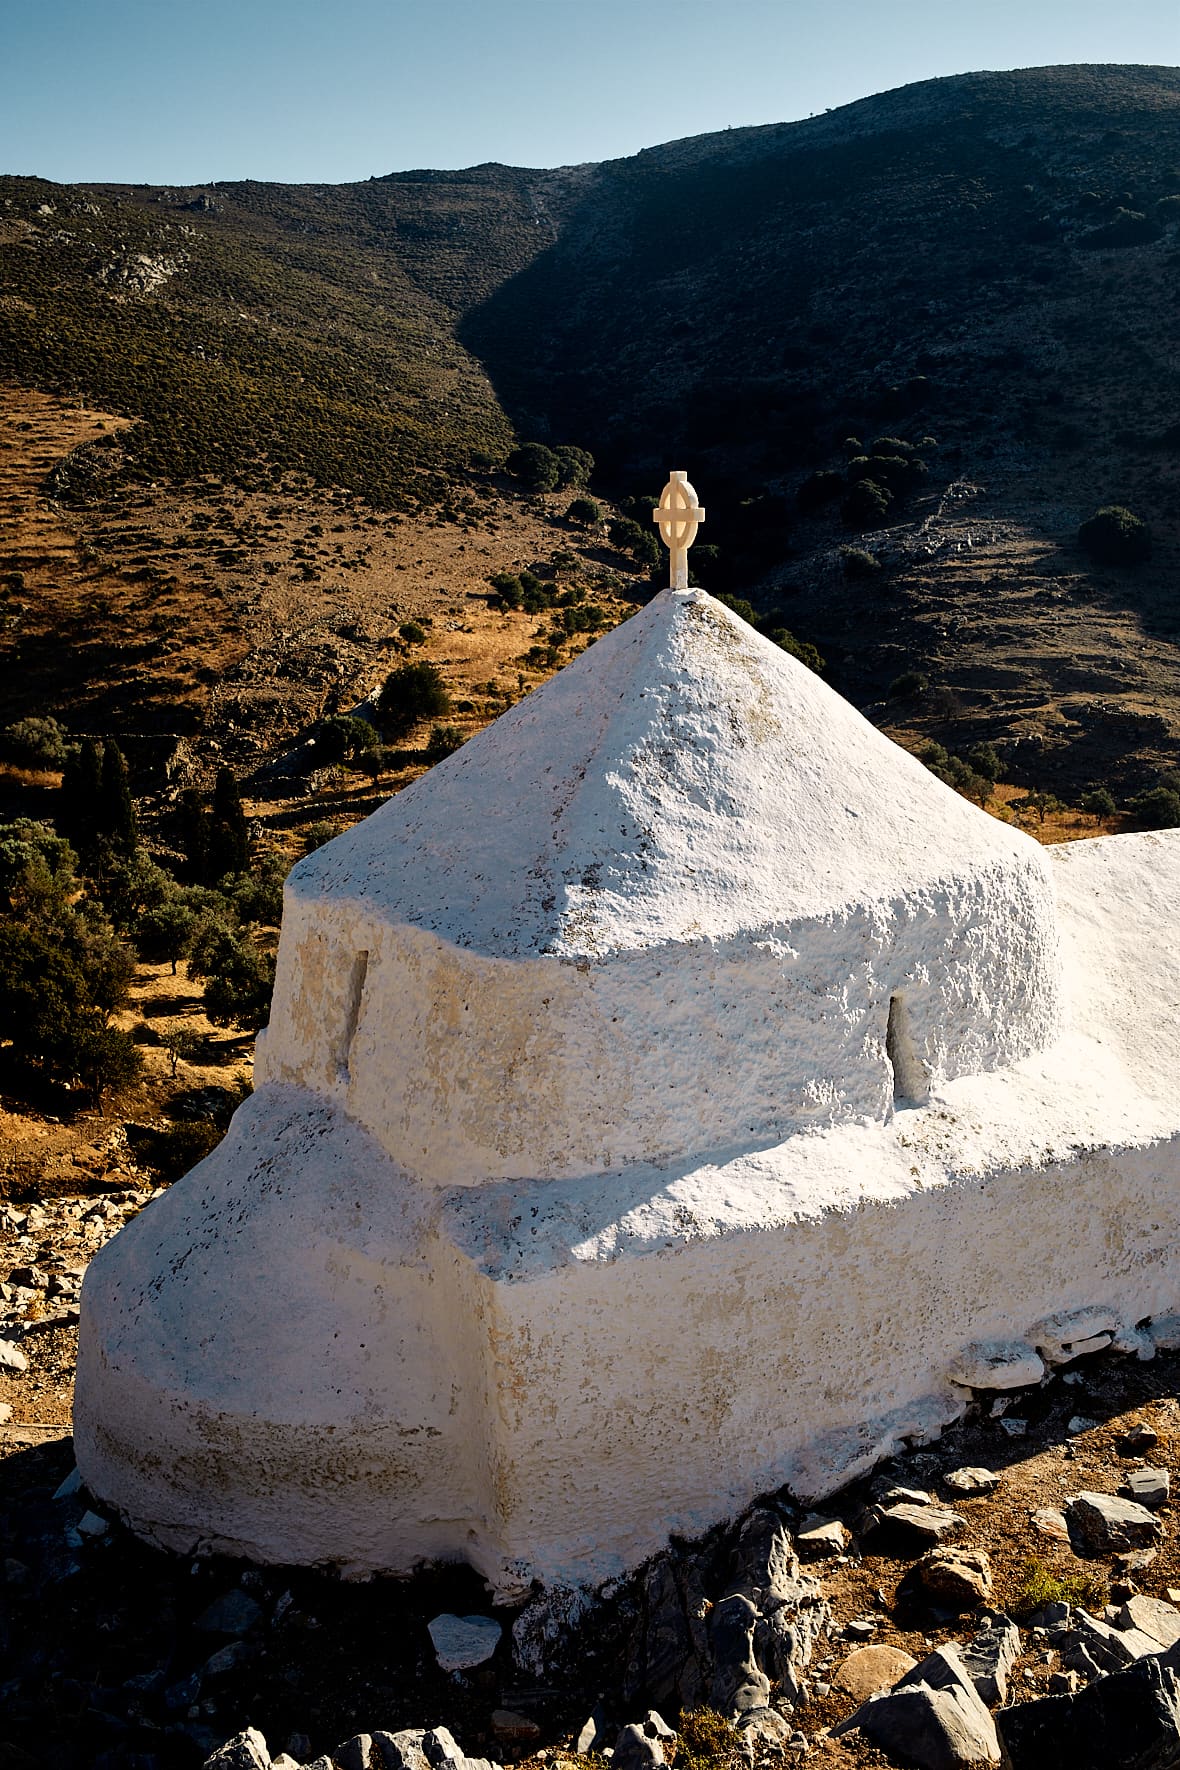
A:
[[74, 590, 1180, 1595], [259, 591, 1062, 1184]]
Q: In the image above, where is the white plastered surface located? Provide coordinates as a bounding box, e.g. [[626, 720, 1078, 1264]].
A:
[[259, 591, 1062, 1183], [75, 830, 1180, 1592]]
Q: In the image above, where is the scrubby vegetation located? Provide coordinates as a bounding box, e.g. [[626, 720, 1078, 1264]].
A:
[[0, 737, 294, 1112], [377, 661, 452, 738], [1011, 1557, 1106, 1620]]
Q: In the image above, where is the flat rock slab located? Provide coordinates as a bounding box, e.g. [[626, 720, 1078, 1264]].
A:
[[834, 1644, 919, 1703], [796, 1515, 850, 1560], [877, 1503, 966, 1546], [944, 1467, 1000, 1495], [1067, 1491, 1164, 1555], [427, 1614, 503, 1672], [1031, 1507, 1071, 1544], [1124, 1467, 1171, 1508], [1120, 1595, 1180, 1649]]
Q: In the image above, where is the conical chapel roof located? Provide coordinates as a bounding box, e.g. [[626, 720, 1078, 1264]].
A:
[[292, 589, 1055, 960]]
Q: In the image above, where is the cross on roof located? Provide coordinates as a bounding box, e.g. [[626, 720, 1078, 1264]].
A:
[[653, 471, 705, 590]]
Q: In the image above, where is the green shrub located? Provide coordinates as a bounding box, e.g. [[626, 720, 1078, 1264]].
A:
[[136, 898, 198, 973], [208, 767, 249, 878], [840, 546, 881, 578], [966, 742, 1002, 783], [608, 516, 660, 567], [714, 593, 757, 625], [2, 717, 69, 770], [141, 1118, 223, 1181], [0, 820, 79, 918], [848, 452, 924, 494], [766, 628, 825, 674], [187, 924, 275, 1028], [689, 543, 721, 586], [1078, 505, 1152, 565], [1012, 790, 1064, 824], [920, 744, 992, 806], [1130, 786, 1180, 829], [553, 445, 594, 488], [489, 571, 523, 609], [889, 671, 928, 699], [1010, 1557, 1106, 1620], [518, 570, 559, 612], [302, 820, 342, 854], [398, 620, 428, 645], [842, 478, 893, 528], [424, 724, 465, 763], [565, 496, 601, 525], [318, 714, 380, 764], [1080, 786, 1117, 821], [506, 442, 560, 491], [378, 660, 451, 737], [70, 1023, 144, 1103]]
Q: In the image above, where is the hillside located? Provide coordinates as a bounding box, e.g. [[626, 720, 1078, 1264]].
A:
[[3, 64, 1180, 801]]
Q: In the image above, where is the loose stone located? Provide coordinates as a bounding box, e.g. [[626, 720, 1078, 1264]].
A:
[[943, 1467, 1000, 1495], [613, 1722, 666, 1770], [914, 1546, 993, 1611], [1117, 1594, 1180, 1647], [427, 1614, 503, 1672], [875, 1502, 966, 1545], [997, 1653, 1180, 1769], [0, 1338, 28, 1373], [202, 1729, 271, 1770], [490, 1711, 541, 1746], [1030, 1506, 1070, 1543], [1123, 1467, 1170, 1509], [833, 1644, 918, 1703], [1066, 1491, 1164, 1555], [795, 1515, 850, 1560]]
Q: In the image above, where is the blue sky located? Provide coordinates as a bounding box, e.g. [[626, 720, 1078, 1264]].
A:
[[6, 0, 1179, 185]]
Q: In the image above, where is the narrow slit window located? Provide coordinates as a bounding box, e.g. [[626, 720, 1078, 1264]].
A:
[[886, 992, 928, 1105], [337, 951, 369, 1080]]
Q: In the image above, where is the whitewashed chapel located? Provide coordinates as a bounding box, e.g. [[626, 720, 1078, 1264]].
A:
[[76, 477, 1180, 1595]]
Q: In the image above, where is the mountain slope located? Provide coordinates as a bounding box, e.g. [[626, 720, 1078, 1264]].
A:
[[4, 65, 1180, 795]]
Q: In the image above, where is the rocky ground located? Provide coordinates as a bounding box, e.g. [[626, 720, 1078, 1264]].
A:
[[0, 387, 644, 788], [6, 1175, 1180, 1770]]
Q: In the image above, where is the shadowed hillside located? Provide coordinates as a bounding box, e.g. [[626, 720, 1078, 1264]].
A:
[[4, 65, 1180, 798]]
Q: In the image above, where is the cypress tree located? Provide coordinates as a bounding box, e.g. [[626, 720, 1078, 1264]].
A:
[[178, 788, 211, 882], [208, 768, 249, 879], [59, 738, 103, 852], [98, 741, 137, 855]]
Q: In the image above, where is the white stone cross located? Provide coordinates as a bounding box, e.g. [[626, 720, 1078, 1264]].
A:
[[653, 471, 705, 591]]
